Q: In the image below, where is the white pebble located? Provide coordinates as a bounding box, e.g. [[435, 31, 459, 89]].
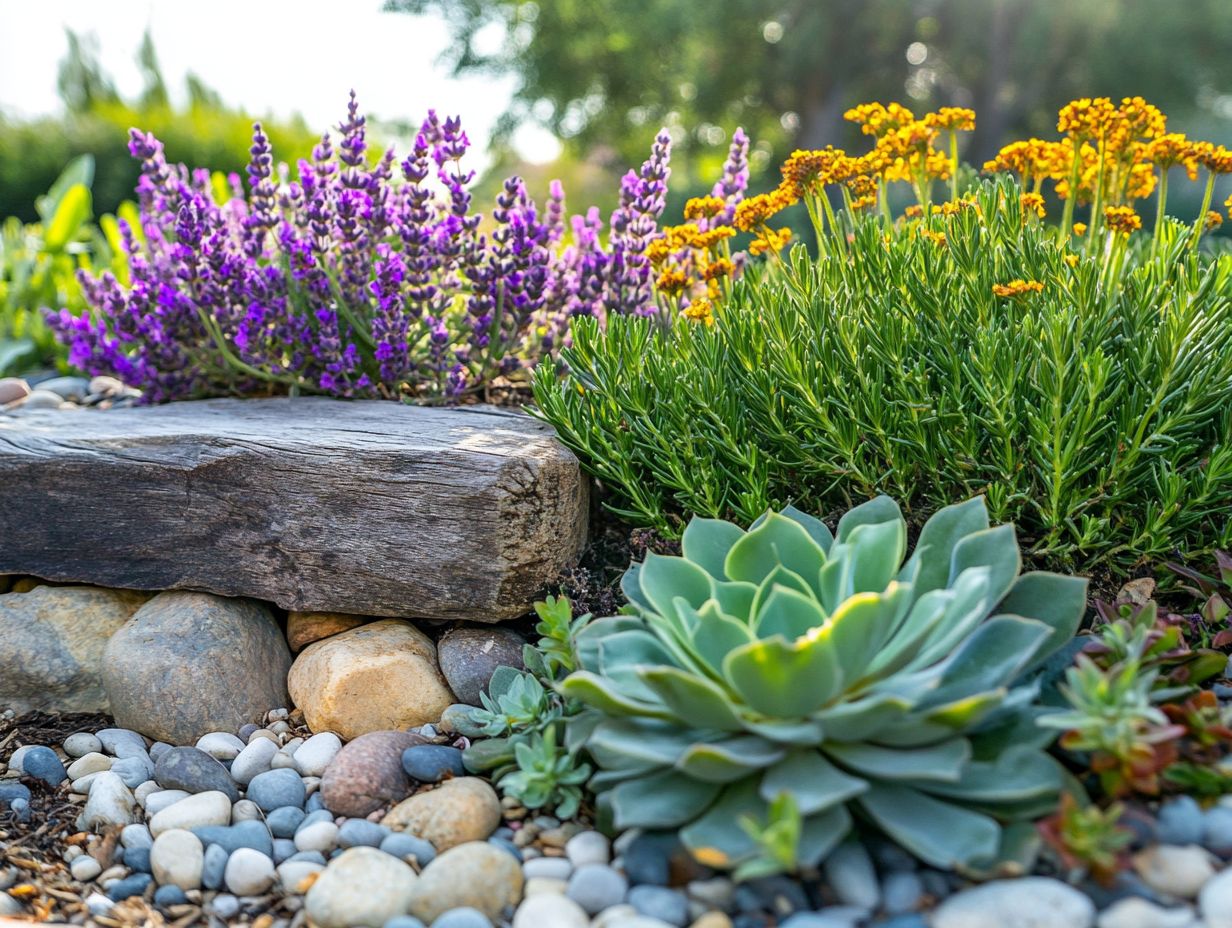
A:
[[231, 799, 264, 823], [513, 894, 591, 928], [225, 847, 276, 895], [525, 877, 568, 896], [151, 829, 205, 891], [144, 789, 192, 816], [85, 892, 114, 916], [294, 821, 339, 854], [564, 831, 611, 867], [149, 791, 232, 836], [120, 824, 153, 849], [231, 738, 279, 785], [77, 772, 137, 831], [271, 750, 298, 770], [523, 857, 573, 881], [196, 732, 246, 761], [71, 772, 104, 794], [67, 753, 111, 779], [70, 855, 102, 882], [277, 860, 323, 893], [292, 733, 342, 778], [63, 733, 103, 758], [133, 780, 160, 806], [1134, 845, 1217, 899], [1097, 897, 1195, 928], [7, 745, 35, 775], [1200, 867, 1232, 928], [248, 729, 279, 744]]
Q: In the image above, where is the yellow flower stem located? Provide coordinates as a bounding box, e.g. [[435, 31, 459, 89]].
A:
[[949, 130, 959, 202], [1151, 169, 1169, 261], [803, 193, 827, 258], [1059, 142, 1082, 239], [819, 190, 846, 258], [1189, 170, 1216, 251], [1085, 139, 1108, 257], [878, 176, 893, 232]]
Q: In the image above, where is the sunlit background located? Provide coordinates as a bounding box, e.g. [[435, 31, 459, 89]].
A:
[[3, 0, 1231, 219]]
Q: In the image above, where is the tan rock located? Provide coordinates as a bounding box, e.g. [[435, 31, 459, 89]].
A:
[[408, 841, 523, 922], [286, 611, 369, 652], [11, 577, 47, 593], [0, 585, 150, 713], [287, 620, 455, 740], [381, 777, 501, 851]]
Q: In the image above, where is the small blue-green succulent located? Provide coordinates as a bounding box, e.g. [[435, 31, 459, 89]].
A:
[[561, 495, 1087, 871]]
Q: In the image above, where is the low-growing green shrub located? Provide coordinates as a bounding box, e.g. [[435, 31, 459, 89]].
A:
[[561, 494, 1086, 871], [534, 177, 1232, 576]]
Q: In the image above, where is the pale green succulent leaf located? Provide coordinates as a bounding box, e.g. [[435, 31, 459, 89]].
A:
[[682, 517, 747, 580], [560, 671, 672, 719], [903, 497, 990, 596], [588, 718, 699, 768], [759, 749, 868, 815], [815, 693, 912, 742], [835, 494, 903, 543], [723, 631, 843, 717], [996, 571, 1088, 669], [797, 803, 853, 867], [677, 736, 787, 784], [712, 579, 758, 621], [950, 524, 1021, 605], [639, 552, 714, 619], [858, 784, 1002, 869], [920, 616, 1051, 709], [780, 504, 835, 554], [724, 512, 825, 586], [846, 518, 908, 594], [826, 738, 970, 782], [739, 717, 828, 745], [923, 746, 1062, 804], [575, 615, 646, 673], [610, 769, 722, 828], [750, 565, 821, 626], [753, 583, 828, 641], [689, 600, 758, 674], [825, 584, 912, 674], [817, 544, 856, 609], [639, 666, 745, 731], [621, 563, 653, 613], [903, 567, 995, 670], [680, 779, 763, 866], [863, 588, 953, 678]]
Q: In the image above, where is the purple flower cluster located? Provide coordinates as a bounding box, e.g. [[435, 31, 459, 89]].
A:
[[49, 96, 749, 403]]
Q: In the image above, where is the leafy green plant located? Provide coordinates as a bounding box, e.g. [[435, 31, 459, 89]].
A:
[[499, 726, 592, 819], [532, 177, 1232, 577], [561, 494, 1086, 872], [1167, 551, 1232, 647], [1037, 793, 1133, 885], [532, 594, 591, 679], [733, 793, 803, 882]]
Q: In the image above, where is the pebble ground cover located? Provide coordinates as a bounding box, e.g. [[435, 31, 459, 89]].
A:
[[3, 93, 1232, 928]]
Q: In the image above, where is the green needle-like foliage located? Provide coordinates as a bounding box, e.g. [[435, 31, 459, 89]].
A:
[[561, 494, 1086, 872], [532, 178, 1232, 576]]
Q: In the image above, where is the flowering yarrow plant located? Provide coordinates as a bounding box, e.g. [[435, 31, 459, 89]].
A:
[[49, 95, 750, 403]]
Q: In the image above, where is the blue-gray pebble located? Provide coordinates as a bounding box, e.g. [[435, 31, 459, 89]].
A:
[[288, 850, 328, 865], [153, 884, 188, 908], [383, 918, 428, 928], [273, 838, 297, 863], [21, 746, 67, 787], [1205, 806, 1232, 854], [338, 818, 388, 848], [628, 885, 689, 927], [193, 820, 274, 857], [622, 833, 674, 886], [401, 745, 466, 783], [111, 754, 155, 789], [246, 767, 306, 811], [155, 747, 240, 802], [123, 847, 152, 873], [883, 871, 924, 914], [10, 797, 31, 823], [210, 894, 240, 919], [380, 832, 436, 865], [267, 806, 305, 839], [1158, 796, 1205, 846], [488, 836, 521, 860], [566, 864, 628, 915], [0, 783, 32, 807], [297, 809, 335, 831], [202, 843, 228, 890], [305, 792, 326, 813], [878, 916, 929, 928], [107, 873, 152, 901], [430, 908, 492, 928]]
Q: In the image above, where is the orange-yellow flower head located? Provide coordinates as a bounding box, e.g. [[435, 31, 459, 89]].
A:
[[734, 189, 796, 232], [1205, 210, 1224, 232], [682, 298, 715, 326], [1020, 193, 1046, 218], [844, 102, 916, 139], [925, 107, 976, 132], [1103, 205, 1142, 235], [780, 147, 857, 197], [993, 279, 1045, 298], [656, 268, 690, 296], [1057, 97, 1117, 140], [683, 196, 726, 221], [1145, 134, 1199, 180], [749, 227, 793, 256], [1194, 142, 1232, 175]]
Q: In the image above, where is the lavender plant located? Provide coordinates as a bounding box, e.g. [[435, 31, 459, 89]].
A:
[[48, 96, 726, 403]]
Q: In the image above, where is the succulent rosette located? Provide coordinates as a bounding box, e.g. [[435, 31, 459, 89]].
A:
[[562, 495, 1087, 870]]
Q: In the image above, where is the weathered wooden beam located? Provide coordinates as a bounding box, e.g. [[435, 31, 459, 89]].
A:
[[0, 398, 587, 621]]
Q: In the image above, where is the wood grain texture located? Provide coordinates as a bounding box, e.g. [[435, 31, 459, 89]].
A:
[[0, 398, 588, 621]]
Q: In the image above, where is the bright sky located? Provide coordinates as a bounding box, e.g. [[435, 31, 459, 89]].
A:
[[0, 0, 561, 163]]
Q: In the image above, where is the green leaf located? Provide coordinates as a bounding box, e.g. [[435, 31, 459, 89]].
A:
[[725, 512, 826, 587], [996, 572, 1088, 669], [0, 338, 37, 376], [903, 497, 990, 596], [638, 552, 714, 619], [724, 632, 843, 717], [797, 804, 853, 867], [836, 495, 902, 543], [588, 718, 698, 769], [682, 517, 746, 580], [824, 584, 911, 673], [559, 671, 671, 718], [758, 749, 868, 815], [462, 737, 516, 772], [680, 779, 764, 866], [923, 746, 1062, 804], [846, 518, 908, 593], [676, 735, 786, 783], [859, 785, 1002, 869], [921, 616, 1052, 708], [826, 738, 970, 782], [815, 694, 912, 742], [688, 600, 757, 674], [639, 666, 745, 731], [753, 584, 827, 641], [574, 616, 645, 673], [43, 183, 92, 254], [950, 524, 1021, 604], [35, 154, 93, 222], [611, 770, 722, 828], [712, 579, 757, 620], [780, 504, 835, 554]]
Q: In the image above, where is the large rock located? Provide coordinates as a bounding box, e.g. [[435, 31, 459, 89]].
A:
[[931, 877, 1096, 928], [286, 611, 369, 652], [288, 620, 454, 740], [0, 586, 149, 713], [319, 730, 426, 818], [408, 841, 524, 922], [0, 398, 587, 621], [305, 846, 418, 928], [102, 592, 292, 743], [381, 777, 502, 851], [437, 626, 526, 706]]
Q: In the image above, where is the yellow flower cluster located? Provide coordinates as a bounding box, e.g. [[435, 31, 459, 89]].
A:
[[1020, 193, 1046, 218], [683, 196, 726, 220], [749, 227, 793, 256], [993, 279, 1045, 298], [1103, 206, 1142, 235], [647, 220, 738, 324], [844, 102, 917, 138], [681, 297, 715, 326]]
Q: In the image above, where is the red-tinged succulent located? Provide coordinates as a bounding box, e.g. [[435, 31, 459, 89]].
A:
[[1038, 793, 1134, 885]]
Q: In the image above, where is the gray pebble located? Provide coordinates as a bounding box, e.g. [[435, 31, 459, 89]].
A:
[[202, 843, 228, 890], [268, 806, 306, 839], [882, 871, 924, 914], [107, 873, 152, 902], [567, 863, 629, 915], [383, 918, 428, 928], [401, 745, 466, 783], [120, 823, 153, 849], [823, 841, 881, 910], [111, 754, 155, 789], [1205, 806, 1232, 854], [21, 746, 67, 786], [148, 742, 172, 762], [523, 857, 572, 881], [0, 783, 32, 807], [627, 885, 689, 926], [288, 850, 328, 865], [380, 832, 436, 865], [64, 733, 103, 758], [96, 729, 147, 757], [193, 820, 274, 857], [338, 818, 389, 848], [305, 791, 326, 813], [1158, 796, 1205, 846], [8, 797, 30, 822], [273, 838, 297, 864], [298, 809, 335, 830], [488, 836, 521, 860], [246, 768, 306, 812], [155, 747, 240, 801], [430, 907, 492, 928], [210, 893, 240, 919], [122, 847, 152, 873], [153, 884, 187, 908]]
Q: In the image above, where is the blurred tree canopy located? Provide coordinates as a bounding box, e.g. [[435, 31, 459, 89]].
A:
[[389, 0, 1232, 190], [0, 30, 317, 222]]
